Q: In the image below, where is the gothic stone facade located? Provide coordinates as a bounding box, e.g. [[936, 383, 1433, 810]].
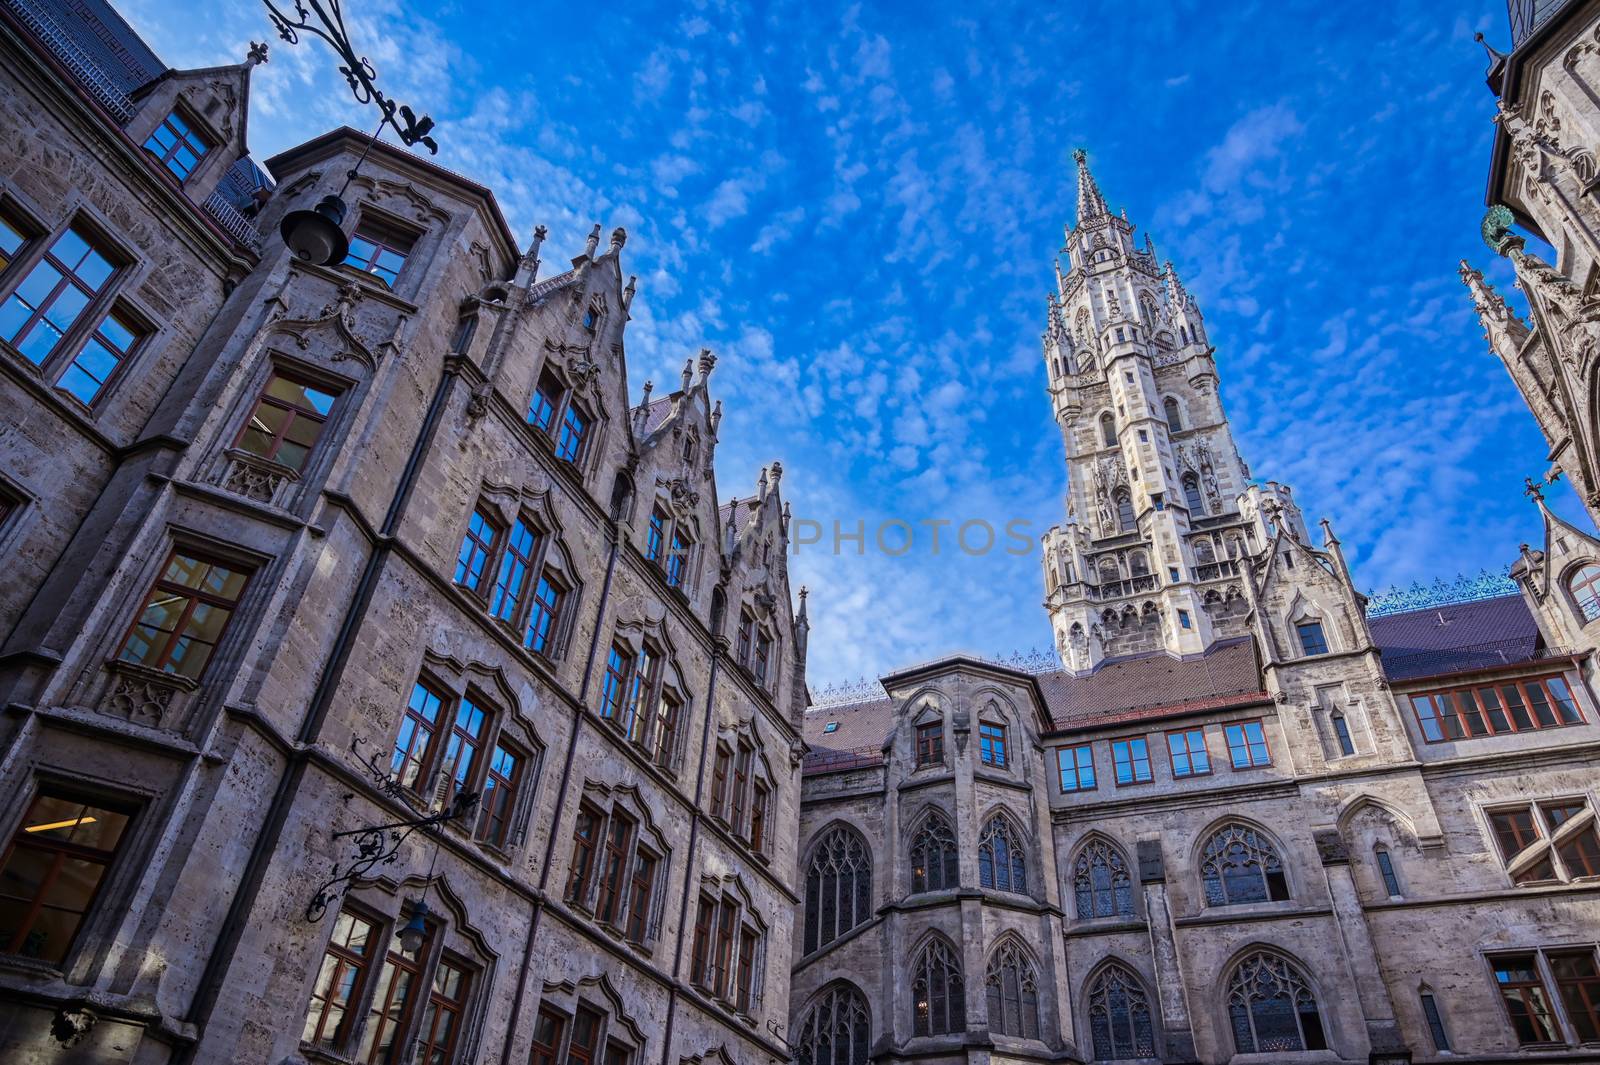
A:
[[0, 2, 807, 1064], [794, 150, 1600, 1062]]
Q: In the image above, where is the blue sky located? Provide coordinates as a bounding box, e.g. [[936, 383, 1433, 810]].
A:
[[122, 0, 1579, 685]]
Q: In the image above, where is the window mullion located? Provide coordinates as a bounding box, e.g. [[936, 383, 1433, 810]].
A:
[[1506, 838, 1555, 878]]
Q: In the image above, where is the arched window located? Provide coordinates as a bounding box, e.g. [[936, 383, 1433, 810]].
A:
[[1099, 413, 1116, 448], [804, 827, 872, 954], [978, 815, 1026, 893], [910, 812, 959, 894], [1226, 952, 1327, 1053], [1163, 396, 1182, 431], [1073, 839, 1134, 919], [1182, 474, 1204, 514], [1087, 963, 1155, 1060], [1331, 711, 1355, 756], [1098, 558, 1120, 583], [1115, 490, 1135, 531], [1194, 538, 1215, 565], [911, 937, 965, 1036], [796, 984, 871, 1065], [1200, 823, 1289, 906], [985, 939, 1041, 1039], [1571, 564, 1600, 621], [1129, 551, 1149, 577]]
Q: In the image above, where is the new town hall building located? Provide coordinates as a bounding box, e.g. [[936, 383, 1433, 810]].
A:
[[1, 2, 1600, 1065]]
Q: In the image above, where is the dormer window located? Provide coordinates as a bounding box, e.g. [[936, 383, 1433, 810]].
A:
[[1570, 564, 1600, 622], [143, 109, 211, 181], [343, 217, 416, 286], [527, 367, 592, 468]]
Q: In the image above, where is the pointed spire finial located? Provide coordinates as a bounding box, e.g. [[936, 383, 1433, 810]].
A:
[[681, 359, 693, 392], [698, 347, 716, 383], [622, 274, 637, 311], [609, 227, 627, 254], [583, 224, 601, 259], [1525, 476, 1546, 504], [1318, 516, 1340, 547], [1073, 148, 1108, 226], [247, 41, 269, 65]]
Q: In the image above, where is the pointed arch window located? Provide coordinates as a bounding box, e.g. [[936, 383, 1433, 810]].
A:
[[911, 937, 965, 1036], [1163, 396, 1182, 431], [985, 940, 1041, 1039], [910, 811, 959, 893], [1073, 839, 1134, 919], [1182, 474, 1204, 515], [796, 984, 871, 1065], [1226, 952, 1327, 1053], [1114, 490, 1135, 531], [978, 816, 1027, 893], [1087, 963, 1155, 1060], [1570, 564, 1600, 622], [1099, 412, 1116, 448], [1200, 823, 1289, 905], [1331, 711, 1355, 756], [804, 827, 872, 954]]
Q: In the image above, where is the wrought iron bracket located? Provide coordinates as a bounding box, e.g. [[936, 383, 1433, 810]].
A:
[[260, 0, 438, 152], [304, 739, 477, 922]]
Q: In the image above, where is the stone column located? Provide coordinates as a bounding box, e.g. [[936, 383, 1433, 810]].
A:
[[1136, 839, 1199, 1063], [1313, 828, 1412, 1065]]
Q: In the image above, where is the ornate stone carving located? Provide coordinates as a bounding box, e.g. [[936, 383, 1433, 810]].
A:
[[216, 449, 297, 505], [1313, 828, 1349, 866], [103, 661, 196, 728]]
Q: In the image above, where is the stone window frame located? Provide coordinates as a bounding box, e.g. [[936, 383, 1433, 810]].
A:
[[1220, 946, 1330, 1055], [600, 618, 693, 776], [219, 353, 358, 506], [709, 717, 776, 857], [641, 493, 699, 593], [1056, 744, 1096, 792], [801, 821, 873, 957], [1194, 817, 1294, 908], [794, 980, 871, 1065], [1563, 559, 1600, 624], [1109, 735, 1154, 786], [531, 973, 646, 1065], [300, 881, 494, 1065], [340, 202, 425, 289], [393, 655, 545, 857], [984, 933, 1044, 1041], [451, 488, 584, 663], [906, 804, 959, 896], [977, 807, 1029, 896], [523, 356, 605, 480], [0, 773, 148, 973], [1479, 945, 1600, 1048], [141, 100, 216, 183], [733, 603, 780, 695], [562, 781, 671, 950], [690, 876, 769, 1016], [1082, 956, 1159, 1060], [909, 930, 966, 1037], [1069, 832, 1138, 921], [0, 198, 165, 414], [1480, 793, 1600, 888]]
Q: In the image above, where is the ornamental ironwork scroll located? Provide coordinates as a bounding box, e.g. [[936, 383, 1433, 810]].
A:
[[304, 739, 477, 922], [260, 0, 438, 152]]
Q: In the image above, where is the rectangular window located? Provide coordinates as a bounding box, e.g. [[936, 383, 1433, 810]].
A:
[[1296, 620, 1329, 656], [978, 722, 1008, 767], [625, 848, 656, 944], [690, 894, 715, 988], [566, 806, 601, 905], [143, 109, 211, 180], [530, 1009, 565, 1065], [391, 681, 445, 792], [752, 629, 773, 686], [623, 647, 657, 745], [1492, 954, 1560, 1045], [58, 307, 144, 406], [710, 746, 730, 817], [1224, 721, 1271, 768], [0, 791, 133, 964], [453, 508, 501, 593], [356, 924, 429, 1064], [1545, 803, 1600, 878], [750, 781, 769, 853], [736, 926, 758, 1013], [1167, 728, 1210, 777], [568, 1006, 602, 1065], [0, 207, 31, 271], [605, 1043, 630, 1065], [117, 550, 249, 680], [556, 403, 589, 464], [595, 812, 633, 924], [1408, 674, 1584, 742], [1057, 744, 1095, 791], [1, 225, 117, 366], [1332, 712, 1356, 756], [527, 370, 562, 434], [714, 899, 736, 997], [916, 722, 944, 766], [1419, 991, 1450, 1053], [736, 611, 754, 666], [490, 518, 539, 622], [646, 508, 666, 562], [652, 691, 680, 770], [416, 957, 470, 1065], [234, 370, 338, 472], [666, 529, 690, 589], [302, 907, 378, 1046], [524, 573, 564, 657], [1111, 737, 1153, 784], [1177, 608, 1191, 629], [475, 742, 521, 847], [439, 696, 488, 808], [343, 219, 416, 286], [1551, 950, 1600, 1044], [730, 743, 752, 831], [600, 645, 629, 721]]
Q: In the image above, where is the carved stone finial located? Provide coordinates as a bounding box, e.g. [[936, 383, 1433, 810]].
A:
[[1482, 204, 1524, 257], [622, 275, 637, 311], [246, 41, 269, 65], [1525, 476, 1545, 503], [640, 380, 653, 403], [681, 359, 693, 391], [584, 223, 601, 259], [698, 347, 716, 382], [609, 227, 627, 253], [710, 398, 723, 436], [769, 460, 783, 487]]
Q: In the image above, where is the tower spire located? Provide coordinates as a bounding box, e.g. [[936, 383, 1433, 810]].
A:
[[1073, 149, 1108, 226]]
